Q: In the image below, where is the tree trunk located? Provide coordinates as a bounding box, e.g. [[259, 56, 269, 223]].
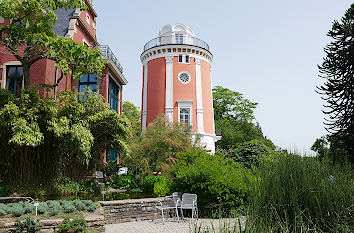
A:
[[23, 63, 31, 89]]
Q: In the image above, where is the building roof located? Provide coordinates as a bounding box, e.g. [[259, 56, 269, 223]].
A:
[[53, 8, 76, 37]]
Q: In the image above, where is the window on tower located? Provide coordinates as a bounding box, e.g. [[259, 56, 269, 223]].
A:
[[178, 55, 183, 62], [185, 55, 189, 63], [179, 108, 190, 125], [175, 34, 183, 44]]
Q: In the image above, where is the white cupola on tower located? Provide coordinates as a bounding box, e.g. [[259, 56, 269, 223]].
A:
[[159, 24, 195, 45]]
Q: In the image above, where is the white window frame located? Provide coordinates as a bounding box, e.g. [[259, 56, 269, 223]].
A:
[[1, 61, 23, 89], [178, 71, 191, 84], [178, 54, 190, 64], [177, 100, 193, 127], [86, 13, 91, 25]]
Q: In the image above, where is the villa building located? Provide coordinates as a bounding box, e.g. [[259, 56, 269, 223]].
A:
[[0, 0, 127, 162], [141, 24, 220, 153]]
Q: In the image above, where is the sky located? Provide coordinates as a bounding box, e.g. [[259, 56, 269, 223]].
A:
[[94, 0, 352, 155]]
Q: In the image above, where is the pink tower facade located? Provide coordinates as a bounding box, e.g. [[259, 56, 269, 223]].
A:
[[141, 24, 220, 153]]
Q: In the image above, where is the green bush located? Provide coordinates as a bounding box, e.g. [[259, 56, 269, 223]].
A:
[[110, 174, 139, 190], [8, 203, 25, 217], [249, 154, 354, 232], [153, 178, 173, 197], [22, 202, 34, 214], [58, 216, 87, 233], [139, 176, 168, 193], [10, 217, 42, 233], [37, 202, 48, 215], [171, 149, 251, 215], [225, 140, 269, 168], [0, 203, 8, 216], [61, 201, 76, 213], [73, 200, 86, 211], [47, 200, 61, 216], [81, 200, 96, 212], [103, 161, 120, 176]]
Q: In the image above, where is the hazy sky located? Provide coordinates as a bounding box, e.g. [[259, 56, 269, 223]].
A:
[[94, 0, 352, 154]]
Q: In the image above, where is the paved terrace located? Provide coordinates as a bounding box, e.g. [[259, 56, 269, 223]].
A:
[[105, 217, 245, 233]]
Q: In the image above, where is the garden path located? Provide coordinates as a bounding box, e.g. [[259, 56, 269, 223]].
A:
[[105, 218, 245, 233]]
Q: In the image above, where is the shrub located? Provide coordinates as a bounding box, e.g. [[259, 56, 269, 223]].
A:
[[225, 140, 269, 168], [103, 161, 120, 176], [171, 149, 251, 215], [73, 200, 86, 211], [0, 203, 8, 216], [110, 174, 139, 190], [36, 202, 48, 215], [153, 178, 173, 197], [47, 200, 61, 216], [58, 216, 87, 233], [23, 202, 34, 214], [81, 200, 96, 212], [139, 176, 163, 193], [8, 203, 25, 217], [10, 217, 42, 233], [126, 115, 197, 176], [61, 201, 76, 213], [249, 154, 354, 232]]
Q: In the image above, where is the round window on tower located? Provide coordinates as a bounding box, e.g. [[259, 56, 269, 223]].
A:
[[178, 72, 191, 84]]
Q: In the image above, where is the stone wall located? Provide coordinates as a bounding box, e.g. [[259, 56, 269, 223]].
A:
[[100, 197, 175, 224], [0, 210, 105, 233]]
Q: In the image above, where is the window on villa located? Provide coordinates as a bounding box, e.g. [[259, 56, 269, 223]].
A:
[[106, 149, 118, 162], [108, 77, 121, 112], [6, 66, 23, 98], [79, 74, 97, 93], [179, 108, 190, 125], [185, 55, 189, 63], [175, 34, 183, 44]]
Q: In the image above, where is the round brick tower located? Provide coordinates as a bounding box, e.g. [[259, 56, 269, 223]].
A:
[[141, 23, 220, 153]]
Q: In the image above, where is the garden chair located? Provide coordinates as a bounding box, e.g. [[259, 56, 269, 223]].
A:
[[179, 193, 198, 220], [153, 193, 181, 224]]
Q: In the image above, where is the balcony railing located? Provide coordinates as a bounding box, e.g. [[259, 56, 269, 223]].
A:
[[143, 36, 210, 52], [99, 45, 123, 74]]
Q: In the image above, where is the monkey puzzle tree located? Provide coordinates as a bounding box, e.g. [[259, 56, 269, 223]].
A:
[[0, 0, 105, 89], [317, 4, 354, 163]]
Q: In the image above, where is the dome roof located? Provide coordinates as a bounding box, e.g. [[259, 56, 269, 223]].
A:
[[159, 23, 195, 37]]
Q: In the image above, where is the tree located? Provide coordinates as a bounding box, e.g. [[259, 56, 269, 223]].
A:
[[311, 136, 330, 159], [213, 86, 258, 122], [125, 115, 198, 176], [0, 89, 131, 184], [122, 101, 141, 136], [0, 0, 105, 89], [317, 4, 354, 163], [213, 86, 274, 150]]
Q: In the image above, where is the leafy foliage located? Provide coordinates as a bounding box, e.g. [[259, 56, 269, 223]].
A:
[[213, 86, 257, 122], [10, 217, 42, 233], [153, 177, 173, 197], [103, 161, 120, 177], [58, 216, 87, 233], [0, 89, 130, 184], [311, 135, 330, 159], [122, 101, 141, 136], [0, 0, 105, 89], [171, 150, 251, 215], [317, 4, 354, 163], [110, 174, 139, 190], [249, 154, 353, 232], [125, 115, 197, 176], [213, 86, 274, 150], [224, 140, 270, 169]]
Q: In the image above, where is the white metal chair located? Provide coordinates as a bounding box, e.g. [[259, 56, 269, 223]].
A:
[[154, 194, 180, 224], [179, 193, 198, 220]]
